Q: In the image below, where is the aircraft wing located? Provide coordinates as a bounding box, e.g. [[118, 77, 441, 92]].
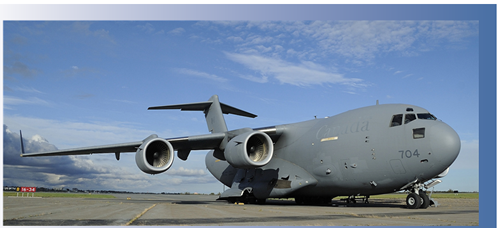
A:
[[20, 132, 226, 157], [20, 141, 142, 157]]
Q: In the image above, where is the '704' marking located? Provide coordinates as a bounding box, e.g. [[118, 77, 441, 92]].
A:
[[399, 149, 420, 159]]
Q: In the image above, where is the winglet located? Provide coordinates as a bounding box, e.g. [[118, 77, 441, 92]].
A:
[[19, 130, 26, 156]]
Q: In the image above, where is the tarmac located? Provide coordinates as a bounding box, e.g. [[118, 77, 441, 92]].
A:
[[3, 193, 479, 226]]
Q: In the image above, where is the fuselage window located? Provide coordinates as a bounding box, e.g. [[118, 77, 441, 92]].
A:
[[391, 114, 403, 127], [417, 113, 437, 120], [405, 114, 416, 124]]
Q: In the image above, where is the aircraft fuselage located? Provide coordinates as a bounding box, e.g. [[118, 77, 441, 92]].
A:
[[206, 103, 460, 200]]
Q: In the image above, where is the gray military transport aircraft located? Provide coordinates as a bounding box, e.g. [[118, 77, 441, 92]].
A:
[[21, 95, 460, 209]]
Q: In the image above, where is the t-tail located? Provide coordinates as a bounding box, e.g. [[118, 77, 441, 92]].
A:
[[148, 95, 257, 133]]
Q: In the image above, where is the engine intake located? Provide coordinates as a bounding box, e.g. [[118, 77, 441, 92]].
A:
[[135, 137, 174, 174], [225, 131, 274, 169]]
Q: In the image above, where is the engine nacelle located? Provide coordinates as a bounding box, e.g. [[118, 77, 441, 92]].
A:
[[224, 131, 274, 169], [135, 137, 174, 174]]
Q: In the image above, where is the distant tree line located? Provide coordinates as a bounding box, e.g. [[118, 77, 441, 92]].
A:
[[3, 186, 221, 195]]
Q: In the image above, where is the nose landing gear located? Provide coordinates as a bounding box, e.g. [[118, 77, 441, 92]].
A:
[[402, 179, 437, 209], [406, 189, 430, 209]]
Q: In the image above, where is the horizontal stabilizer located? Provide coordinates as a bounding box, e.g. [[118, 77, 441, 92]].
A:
[[148, 101, 212, 111], [149, 95, 257, 133], [149, 101, 257, 118]]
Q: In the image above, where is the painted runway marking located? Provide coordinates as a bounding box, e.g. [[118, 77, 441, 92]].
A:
[[125, 203, 157, 226]]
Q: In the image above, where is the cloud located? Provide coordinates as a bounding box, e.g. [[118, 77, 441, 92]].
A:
[[421, 21, 478, 42], [227, 36, 244, 42], [9, 34, 28, 45], [3, 124, 108, 189], [3, 124, 218, 192], [60, 65, 98, 78], [13, 86, 43, 93], [168, 167, 205, 176], [168, 27, 185, 35], [174, 68, 228, 83], [205, 21, 478, 63], [137, 23, 155, 33], [239, 75, 269, 84], [4, 96, 50, 110], [75, 93, 95, 99], [225, 52, 364, 87], [242, 35, 274, 46], [3, 61, 39, 78], [71, 22, 116, 44], [3, 115, 156, 149]]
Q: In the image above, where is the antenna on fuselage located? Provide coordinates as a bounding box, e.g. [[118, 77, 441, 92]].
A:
[[376, 100, 379, 105]]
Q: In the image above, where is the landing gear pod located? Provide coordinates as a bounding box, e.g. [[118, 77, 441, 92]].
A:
[[135, 137, 174, 174], [224, 131, 274, 169]]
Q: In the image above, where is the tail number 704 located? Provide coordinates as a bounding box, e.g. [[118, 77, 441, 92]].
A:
[[399, 149, 420, 159]]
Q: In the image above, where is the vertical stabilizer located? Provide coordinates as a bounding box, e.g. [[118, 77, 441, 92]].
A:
[[148, 95, 257, 133], [205, 95, 228, 133]]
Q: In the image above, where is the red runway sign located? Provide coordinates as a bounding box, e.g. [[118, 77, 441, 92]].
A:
[[20, 187, 36, 192]]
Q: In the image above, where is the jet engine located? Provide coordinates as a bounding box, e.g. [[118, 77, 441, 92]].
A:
[[135, 137, 174, 174], [224, 131, 274, 169]]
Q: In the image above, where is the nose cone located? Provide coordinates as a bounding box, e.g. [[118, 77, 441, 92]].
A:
[[429, 122, 461, 167]]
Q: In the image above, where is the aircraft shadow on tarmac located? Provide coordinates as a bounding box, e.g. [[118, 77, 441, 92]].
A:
[[159, 198, 409, 209]]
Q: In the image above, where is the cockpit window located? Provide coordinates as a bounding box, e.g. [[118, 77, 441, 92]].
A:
[[417, 113, 437, 120], [405, 114, 416, 124], [413, 128, 425, 139], [391, 114, 403, 127]]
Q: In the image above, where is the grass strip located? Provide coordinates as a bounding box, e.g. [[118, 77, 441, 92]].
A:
[[3, 192, 116, 199]]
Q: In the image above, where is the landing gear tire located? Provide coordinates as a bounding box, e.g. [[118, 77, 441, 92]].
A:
[[419, 190, 430, 209], [406, 192, 422, 209]]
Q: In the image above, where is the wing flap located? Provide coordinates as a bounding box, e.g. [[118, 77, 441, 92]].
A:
[[167, 132, 226, 150]]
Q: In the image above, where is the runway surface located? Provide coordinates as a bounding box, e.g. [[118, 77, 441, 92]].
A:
[[3, 194, 478, 226]]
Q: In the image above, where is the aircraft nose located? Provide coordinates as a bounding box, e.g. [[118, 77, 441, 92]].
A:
[[429, 122, 461, 166]]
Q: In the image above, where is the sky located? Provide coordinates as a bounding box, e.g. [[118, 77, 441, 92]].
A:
[[2, 16, 481, 193]]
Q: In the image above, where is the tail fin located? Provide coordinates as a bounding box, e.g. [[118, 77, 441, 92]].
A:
[[148, 95, 257, 133]]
